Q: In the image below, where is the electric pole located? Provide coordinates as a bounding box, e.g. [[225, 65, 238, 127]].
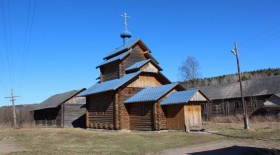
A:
[[5, 89, 20, 129], [231, 41, 249, 129]]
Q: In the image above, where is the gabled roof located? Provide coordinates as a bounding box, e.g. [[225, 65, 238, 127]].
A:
[[125, 83, 183, 104], [96, 50, 130, 68], [198, 75, 280, 100], [78, 71, 142, 97], [125, 59, 162, 72], [103, 38, 149, 60], [33, 89, 85, 111], [161, 89, 211, 105]]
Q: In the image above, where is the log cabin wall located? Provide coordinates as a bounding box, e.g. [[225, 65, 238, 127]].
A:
[[127, 102, 154, 131], [86, 92, 115, 129], [34, 106, 62, 127], [164, 104, 185, 130], [120, 44, 147, 76], [63, 97, 86, 128], [100, 61, 119, 82], [117, 87, 143, 129]]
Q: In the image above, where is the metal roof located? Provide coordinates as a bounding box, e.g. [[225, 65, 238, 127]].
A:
[[103, 39, 141, 60], [125, 59, 162, 72], [78, 71, 141, 97], [125, 83, 179, 104], [96, 50, 130, 68], [198, 76, 280, 100], [161, 89, 198, 105], [33, 89, 85, 111]]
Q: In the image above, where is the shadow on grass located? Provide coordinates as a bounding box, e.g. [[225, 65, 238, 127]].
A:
[[188, 146, 280, 155]]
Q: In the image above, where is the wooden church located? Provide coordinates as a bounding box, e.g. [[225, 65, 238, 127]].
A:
[[79, 13, 210, 131]]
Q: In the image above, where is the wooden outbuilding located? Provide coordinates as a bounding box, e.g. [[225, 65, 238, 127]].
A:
[[33, 89, 86, 128], [79, 21, 211, 131], [198, 76, 280, 120]]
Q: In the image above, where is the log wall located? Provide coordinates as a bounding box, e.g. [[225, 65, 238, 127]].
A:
[[117, 87, 143, 129], [100, 61, 119, 82], [86, 92, 115, 129], [128, 102, 154, 131]]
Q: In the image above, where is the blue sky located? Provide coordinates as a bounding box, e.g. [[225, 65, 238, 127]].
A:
[[0, 0, 279, 106]]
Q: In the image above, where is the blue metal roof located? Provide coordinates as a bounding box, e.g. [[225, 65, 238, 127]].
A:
[[125, 83, 179, 104], [125, 59, 150, 71], [78, 71, 141, 97], [96, 50, 130, 68], [125, 59, 162, 72], [103, 39, 140, 60], [161, 89, 198, 105]]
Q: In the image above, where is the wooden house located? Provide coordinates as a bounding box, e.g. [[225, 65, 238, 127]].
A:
[[79, 20, 211, 131], [33, 89, 86, 128], [198, 75, 280, 120]]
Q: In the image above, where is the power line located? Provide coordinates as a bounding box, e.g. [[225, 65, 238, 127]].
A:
[[19, 0, 37, 95]]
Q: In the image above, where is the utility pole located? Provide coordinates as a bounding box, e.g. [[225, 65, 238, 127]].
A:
[[231, 41, 249, 129], [5, 89, 20, 129]]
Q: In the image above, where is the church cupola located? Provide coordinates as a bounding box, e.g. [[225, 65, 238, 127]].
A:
[[120, 12, 132, 45]]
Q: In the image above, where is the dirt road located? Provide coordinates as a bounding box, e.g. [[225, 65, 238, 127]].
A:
[[157, 139, 279, 155]]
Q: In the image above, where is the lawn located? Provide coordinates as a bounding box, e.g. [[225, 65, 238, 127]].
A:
[[0, 122, 279, 155]]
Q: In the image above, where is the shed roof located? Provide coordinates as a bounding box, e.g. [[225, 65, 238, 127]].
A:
[[125, 83, 182, 104], [198, 76, 280, 100], [78, 71, 142, 97], [125, 59, 162, 72], [33, 89, 85, 111], [263, 93, 280, 108], [96, 50, 130, 68], [161, 89, 210, 105]]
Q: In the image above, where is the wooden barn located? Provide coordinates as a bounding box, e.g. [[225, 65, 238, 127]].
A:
[[33, 89, 86, 128], [198, 75, 280, 120], [79, 15, 211, 131]]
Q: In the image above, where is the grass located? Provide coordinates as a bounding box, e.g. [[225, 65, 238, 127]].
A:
[[0, 128, 220, 155], [0, 122, 279, 155], [203, 122, 280, 148]]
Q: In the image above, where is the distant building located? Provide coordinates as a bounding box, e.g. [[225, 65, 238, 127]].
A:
[[32, 89, 86, 128], [78, 13, 210, 131], [198, 75, 280, 120]]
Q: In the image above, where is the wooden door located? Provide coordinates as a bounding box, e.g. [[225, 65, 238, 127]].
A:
[[185, 105, 202, 129]]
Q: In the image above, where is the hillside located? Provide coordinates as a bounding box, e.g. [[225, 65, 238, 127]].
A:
[[180, 68, 280, 89]]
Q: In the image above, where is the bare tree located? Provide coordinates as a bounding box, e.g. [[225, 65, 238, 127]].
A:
[[178, 56, 201, 87]]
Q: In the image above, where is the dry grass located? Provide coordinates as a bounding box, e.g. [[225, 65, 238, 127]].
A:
[[203, 122, 280, 148], [211, 114, 280, 123], [0, 128, 220, 155], [0, 122, 279, 155]]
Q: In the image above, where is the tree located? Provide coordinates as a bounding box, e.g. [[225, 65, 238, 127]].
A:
[[178, 56, 201, 87]]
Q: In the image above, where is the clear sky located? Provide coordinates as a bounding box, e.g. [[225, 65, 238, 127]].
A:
[[0, 0, 279, 107]]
